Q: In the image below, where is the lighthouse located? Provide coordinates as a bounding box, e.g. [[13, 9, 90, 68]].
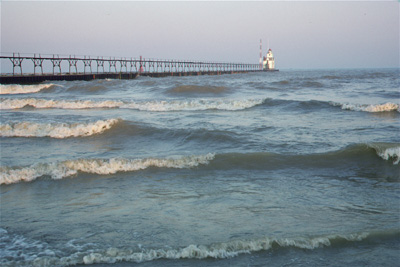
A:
[[263, 49, 275, 70]]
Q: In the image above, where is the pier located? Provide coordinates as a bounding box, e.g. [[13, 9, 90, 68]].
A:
[[0, 53, 262, 84]]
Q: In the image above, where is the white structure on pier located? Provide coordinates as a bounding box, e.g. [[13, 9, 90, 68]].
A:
[[263, 49, 275, 70]]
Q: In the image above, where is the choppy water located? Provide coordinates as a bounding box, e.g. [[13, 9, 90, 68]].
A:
[[1, 69, 399, 266]]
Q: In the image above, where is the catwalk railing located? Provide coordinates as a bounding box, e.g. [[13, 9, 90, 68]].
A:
[[1, 53, 260, 76]]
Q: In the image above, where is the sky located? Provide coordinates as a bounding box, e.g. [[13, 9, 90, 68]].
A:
[[1, 0, 399, 70]]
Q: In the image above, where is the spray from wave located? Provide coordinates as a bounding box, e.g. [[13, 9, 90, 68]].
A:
[[0, 84, 57, 95], [0, 119, 121, 138], [369, 143, 400, 165], [332, 102, 399, 113], [0, 154, 215, 184], [0, 98, 264, 111]]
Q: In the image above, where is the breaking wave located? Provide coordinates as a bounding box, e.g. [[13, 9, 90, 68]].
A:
[[2, 143, 398, 185], [0, 84, 57, 95], [0, 98, 124, 109], [0, 118, 121, 138], [369, 143, 400, 165], [332, 102, 399, 113], [0, 98, 264, 111], [1, 228, 398, 266], [0, 154, 215, 185], [82, 232, 373, 264]]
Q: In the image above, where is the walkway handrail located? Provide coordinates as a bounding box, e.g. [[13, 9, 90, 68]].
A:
[[1, 53, 260, 76]]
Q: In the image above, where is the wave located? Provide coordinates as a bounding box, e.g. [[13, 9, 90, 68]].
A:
[[2, 228, 397, 266], [0, 98, 264, 111], [2, 143, 398, 185], [0, 118, 121, 138], [0, 98, 124, 109], [332, 102, 399, 113], [0, 84, 57, 95], [369, 143, 400, 165], [3, 97, 396, 113], [0, 154, 215, 185], [208, 143, 400, 169], [167, 85, 229, 95], [82, 232, 382, 264], [66, 84, 108, 93]]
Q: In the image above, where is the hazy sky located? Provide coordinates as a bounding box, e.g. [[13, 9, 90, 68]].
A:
[[1, 1, 399, 69]]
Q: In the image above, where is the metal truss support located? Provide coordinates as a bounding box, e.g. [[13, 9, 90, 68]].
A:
[[68, 56, 78, 74], [96, 57, 104, 74], [10, 53, 23, 75], [83, 56, 92, 74], [32, 54, 44, 75], [109, 58, 117, 73], [120, 59, 127, 73], [51, 55, 62, 75]]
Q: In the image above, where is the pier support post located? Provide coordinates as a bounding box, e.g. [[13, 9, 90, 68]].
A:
[[68, 56, 78, 74], [32, 54, 44, 75], [51, 55, 62, 75], [120, 59, 127, 73], [109, 58, 117, 73], [83, 56, 92, 74], [10, 53, 23, 76], [96, 57, 104, 74]]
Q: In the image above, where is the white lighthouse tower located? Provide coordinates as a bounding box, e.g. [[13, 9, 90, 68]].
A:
[[263, 49, 275, 70]]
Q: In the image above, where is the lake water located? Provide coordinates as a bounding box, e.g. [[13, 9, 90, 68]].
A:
[[1, 69, 399, 266]]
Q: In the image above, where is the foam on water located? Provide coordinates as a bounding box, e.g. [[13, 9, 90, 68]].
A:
[[1, 227, 384, 267], [0, 98, 124, 109], [0, 154, 215, 184], [80, 231, 394, 265], [122, 99, 264, 111], [0, 84, 56, 95], [333, 102, 400, 113], [0, 98, 264, 111], [370, 144, 400, 165], [0, 119, 120, 138]]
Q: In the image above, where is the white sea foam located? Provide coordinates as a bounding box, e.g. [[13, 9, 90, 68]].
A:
[[82, 233, 370, 264], [0, 98, 123, 109], [0, 118, 120, 138], [0, 154, 215, 184], [0, 230, 381, 266], [123, 98, 264, 111], [376, 146, 400, 165], [0, 98, 264, 111], [333, 102, 399, 113], [0, 84, 56, 95]]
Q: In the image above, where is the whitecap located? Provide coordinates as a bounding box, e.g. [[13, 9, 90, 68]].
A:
[[333, 102, 399, 113], [0, 154, 215, 184], [0, 84, 56, 95], [0, 118, 121, 138]]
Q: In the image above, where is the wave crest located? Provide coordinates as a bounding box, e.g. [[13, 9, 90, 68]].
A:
[[332, 102, 399, 113], [0, 154, 215, 185], [0, 98, 264, 111], [2, 227, 398, 266], [0, 119, 120, 138], [0, 98, 123, 109], [0, 84, 56, 95], [369, 143, 400, 165], [82, 232, 371, 264]]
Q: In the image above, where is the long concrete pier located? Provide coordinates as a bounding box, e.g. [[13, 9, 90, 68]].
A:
[[1, 54, 262, 84]]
